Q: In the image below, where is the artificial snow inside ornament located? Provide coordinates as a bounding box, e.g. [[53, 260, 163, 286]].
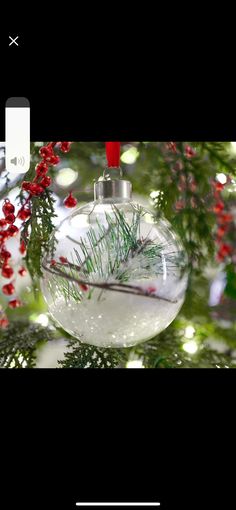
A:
[[41, 171, 188, 348]]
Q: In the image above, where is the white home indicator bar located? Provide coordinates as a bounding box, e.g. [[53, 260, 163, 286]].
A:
[[5, 97, 30, 174], [76, 504, 161, 507]]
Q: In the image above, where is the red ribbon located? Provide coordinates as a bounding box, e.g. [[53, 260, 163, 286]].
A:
[[105, 142, 121, 168]]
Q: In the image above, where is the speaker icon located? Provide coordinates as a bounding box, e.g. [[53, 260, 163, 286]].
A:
[[10, 156, 25, 166]]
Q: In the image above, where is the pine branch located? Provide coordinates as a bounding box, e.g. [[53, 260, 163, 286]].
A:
[[23, 189, 57, 279], [58, 338, 127, 368], [0, 322, 54, 368], [42, 262, 178, 303], [133, 323, 235, 368]]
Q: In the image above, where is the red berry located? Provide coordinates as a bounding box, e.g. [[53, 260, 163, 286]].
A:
[[217, 243, 233, 259], [60, 142, 72, 153], [8, 299, 22, 309], [28, 183, 45, 195], [39, 145, 53, 160], [218, 213, 233, 224], [166, 142, 177, 153], [0, 317, 9, 328], [0, 249, 11, 261], [2, 283, 15, 295], [5, 213, 16, 224], [40, 176, 52, 188], [79, 283, 89, 291], [64, 192, 77, 208], [50, 259, 57, 266], [147, 286, 156, 295], [175, 200, 185, 210], [7, 225, 19, 237], [21, 181, 32, 191], [213, 181, 224, 191], [0, 231, 9, 242], [17, 207, 31, 221], [217, 226, 228, 237], [19, 240, 26, 255], [35, 161, 49, 176], [2, 200, 15, 216], [213, 201, 224, 214], [49, 154, 60, 165], [0, 219, 7, 228], [18, 267, 27, 276], [59, 256, 68, 264], [185, 145, 196, 158], [1, 265, 14, 278]]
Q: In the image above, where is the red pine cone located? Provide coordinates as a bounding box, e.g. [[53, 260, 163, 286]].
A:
[[48, 154, 60, 165], [60, 142, 72, 153], [1, 265, 14, 278], [0, 248, 11, 261], [39, 145, 54, 160], [5, 213, 16, 224], [7, 225, 19, 237], [19, 240, 26, 255], [64, 192, 77, 208], [35, 161, 49, 176], [2, 200, 15, 216], [0, 231, 9, 242], [17, 207, 31, 221], [8, 299, 22, 309], [2, 283, 15, 295], [40, 176, 52, 188], [28, 183, 45, 195], [0, 219, 7, 228], [0, 317, 9, 328], [22, 181, 32, 192], [18, 267, 27, 277]]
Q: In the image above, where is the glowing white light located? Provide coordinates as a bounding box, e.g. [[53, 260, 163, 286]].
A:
[[183, 340, 198, 354], [143, 212, 155, 224], [56, 167, 78, 187], [126, 360, 144, 368], [150, 190, 161, 199], [216, 173, 227, 184], [184, 325, 196, 339], [18, 354, 27, 368], [231, 142, 236, 153], [35, 314, 49, 327], [121, 147, 139, 165]]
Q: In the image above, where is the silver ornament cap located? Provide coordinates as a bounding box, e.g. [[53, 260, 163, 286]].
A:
[[94, 177, 132, 201]]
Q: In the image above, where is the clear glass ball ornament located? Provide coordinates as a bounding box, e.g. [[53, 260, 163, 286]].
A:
[[41, 178, 188, 348]]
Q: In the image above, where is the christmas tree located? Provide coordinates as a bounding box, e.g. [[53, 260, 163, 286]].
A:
[[0, 141, 236, 368]]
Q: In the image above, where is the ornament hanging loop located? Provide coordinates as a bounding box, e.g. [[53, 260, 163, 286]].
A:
[[103, 165, 123, 180]]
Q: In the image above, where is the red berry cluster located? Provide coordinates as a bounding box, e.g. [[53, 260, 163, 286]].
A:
[[212, 179, 234, 262], [0, 142, 75, 328], [166, 142, 196, 159]]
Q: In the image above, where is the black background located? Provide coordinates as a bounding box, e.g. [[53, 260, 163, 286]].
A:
[[1, 13, 236, 510], [1, 370, 235, 509]]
